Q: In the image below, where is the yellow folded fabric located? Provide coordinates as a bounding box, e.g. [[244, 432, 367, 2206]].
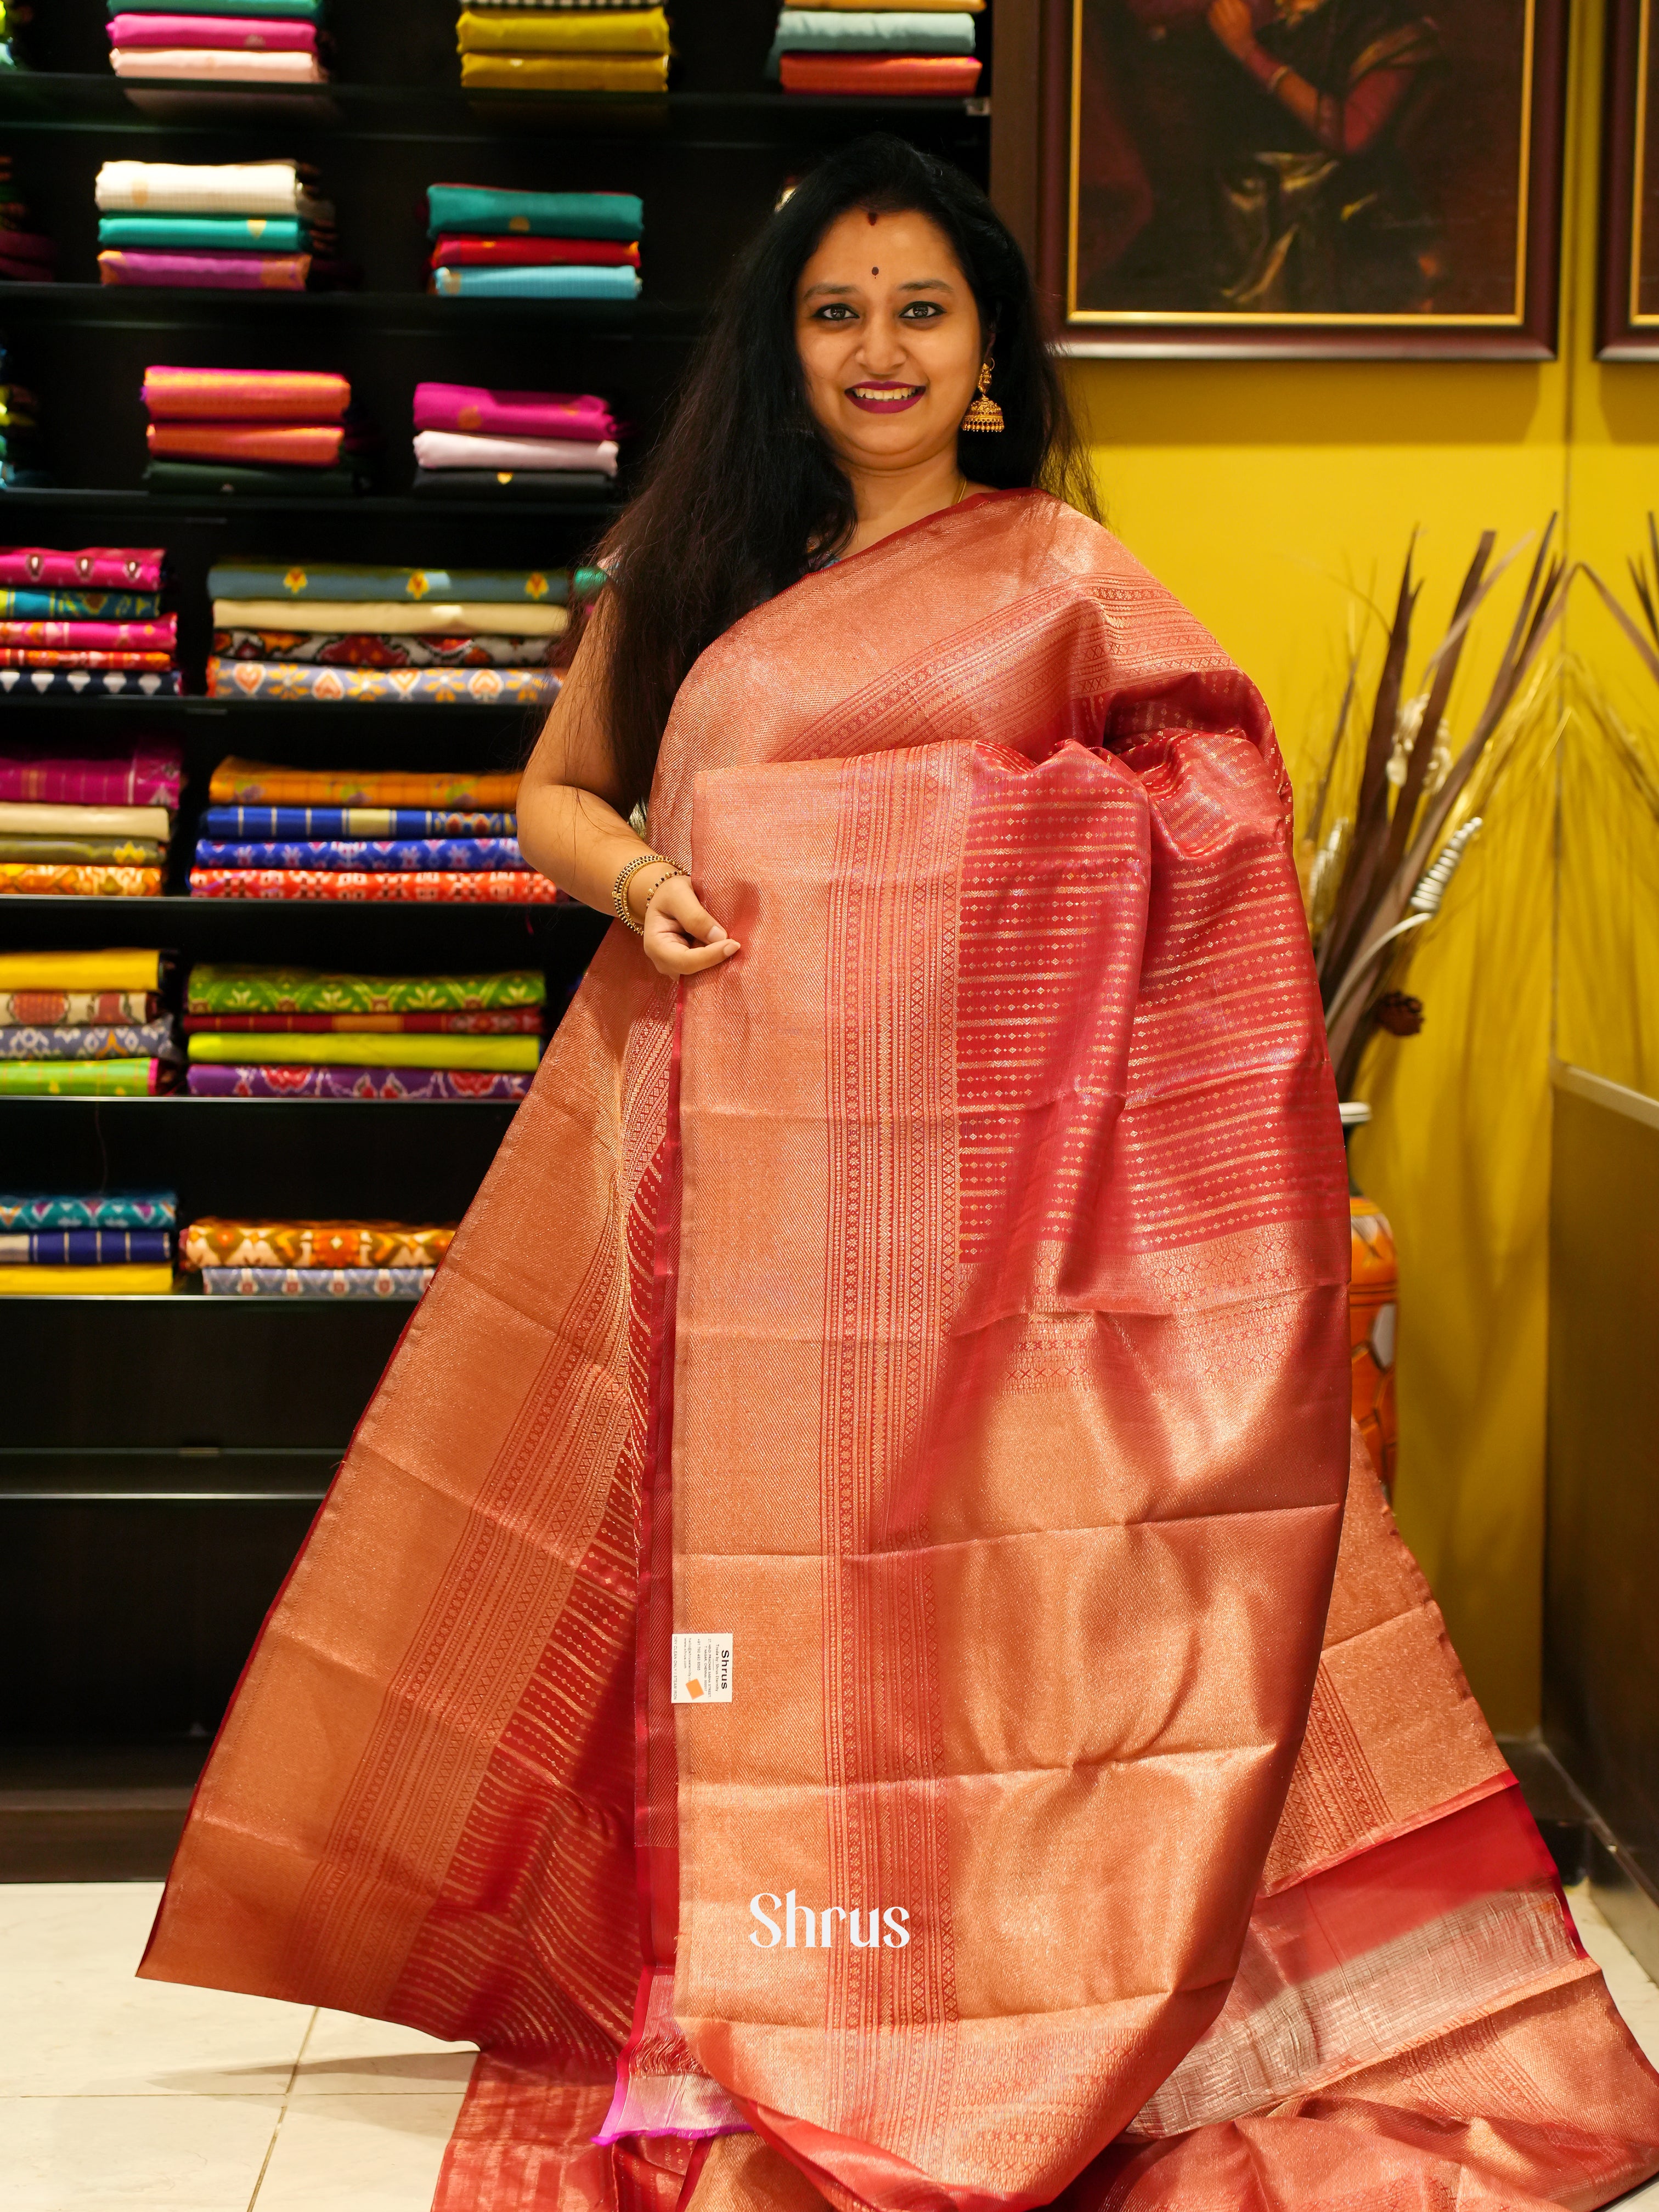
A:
[[188, 1032, 540, 1072], [460, 52, 669, 89], [458, 7, 670, 53], [212, 600, 568, 638], [0, 1265, 173, 1295], [0, 949, 161, 992]]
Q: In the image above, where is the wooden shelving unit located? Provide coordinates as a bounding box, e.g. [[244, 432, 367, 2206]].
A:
[[0, 0, 989, 1757]]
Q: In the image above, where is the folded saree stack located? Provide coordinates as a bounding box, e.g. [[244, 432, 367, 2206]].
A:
[[181, 1214, 454, 1295], [769, 0, 984, 94], [0, 546, 180, 696], [455, 3, 669, 93], [0, 740, 180, 895], [142, 364, 369, 496], [0, 1187, 176, 1295], [0, 364, 49, 490], [0, 156, 57, 285], [184, 962, 545, 1099], [427, 184, 642, 300], [190, 757, 558, 901], [96, 159, 341, 292], [205, 556, 579, 701], [106, 0, 329, 85], [411, 382, 618, 499], [0, 947, 179, 1097]]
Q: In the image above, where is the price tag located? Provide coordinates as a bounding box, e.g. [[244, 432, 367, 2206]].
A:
[[671, 1632, 733, 1704]]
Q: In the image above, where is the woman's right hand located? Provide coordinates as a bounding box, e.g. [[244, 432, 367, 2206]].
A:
[[639, 871, 741, 978]]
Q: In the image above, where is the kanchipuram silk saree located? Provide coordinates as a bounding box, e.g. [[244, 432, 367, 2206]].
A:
[[142, 492, 1659, 2212]]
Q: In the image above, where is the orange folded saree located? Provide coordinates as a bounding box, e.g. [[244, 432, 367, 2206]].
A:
[[140, 491, 1659, 2212]]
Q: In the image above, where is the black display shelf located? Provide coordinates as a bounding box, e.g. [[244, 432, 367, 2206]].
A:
[[0, 282, 702, 334], [0, 486, 625, 520]]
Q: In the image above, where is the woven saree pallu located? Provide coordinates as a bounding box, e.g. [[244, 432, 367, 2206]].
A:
[[140, 493, 1659, 2212]]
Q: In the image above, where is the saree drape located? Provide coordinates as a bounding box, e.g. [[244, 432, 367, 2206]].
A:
[[139, 492, 1659, 2212]]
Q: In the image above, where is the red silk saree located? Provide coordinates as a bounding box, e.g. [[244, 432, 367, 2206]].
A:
[[141, 492, 1659, 2212]]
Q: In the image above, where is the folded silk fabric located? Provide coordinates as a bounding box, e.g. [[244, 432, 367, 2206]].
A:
[[189, 1030, 539, 1070], [0, 670, 182, 698], [208, 759, 520, 807], [186, 964, 543, 1014], [428, 237, 636, 269], [214, 631, 554, 668], [432, 263, 642, 297], [0, 1227, 172, 1263], [201, 1266, 433, 1296], [143, 365, 349, 420], [143, 462, 366, 498], [0, 1058, 165, 1095], [0, 548, 163, 589], [769, 7, 977, 55], [0, 989, 155, 1024], [0, 589, 159, 620], [413, 430, 618, 475], [212, 597, 566, 636], [0, 864, 163, 895], [809, 0, 983, 7], [426, 186, 642, 240], [107, 0, 320, 14], [183, 1008, 540, 1034], [456, 7, 669, 50], [0, 745, 180, 806], [104, 251, 312, 290], [0, 617, 176, 651], [0, 1019, 177, 1060], [412, 383, 615, 441], [100, 214, 308, 250], [188, 867, 559, 904], [187, 1063, 533, 1100], [110, 46, 325, 78], [0, 1192, 176, 1229], [0, 837, 163, 865], [203, 805, 514, 839], [0, 651, 174, 671], [184, 1220, 454, 1268], [207, 560, 582, 604], [193, 836, 526, 871], [149, 422, 345, 464], [0, 950, 161, 993], [97, 162, 324, 217], [108, 12, 318, 47], [457, 55, 667, 89], [0, 1263, 173, 1293], [778, 50, 981, 87], [412, 471, 613, 500], [207, 661, 556, 703]]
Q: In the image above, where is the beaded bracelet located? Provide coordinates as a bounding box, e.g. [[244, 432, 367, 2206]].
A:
[[613, 851, 685, 935]]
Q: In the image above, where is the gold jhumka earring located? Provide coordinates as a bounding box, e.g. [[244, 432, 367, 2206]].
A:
[[961, 353, 1005, 433]]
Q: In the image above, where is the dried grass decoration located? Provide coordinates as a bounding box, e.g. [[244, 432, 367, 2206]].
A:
[[1298, 523, 1570, 1095]]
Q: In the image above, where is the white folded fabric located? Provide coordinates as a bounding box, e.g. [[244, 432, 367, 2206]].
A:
[[110, 48, 325, 81], [0, 801, 172, 838], [412, 430, 619, 476], [95, 160, 330, 219], [212, 599, 571, 637], [770, 9, 979, 49]]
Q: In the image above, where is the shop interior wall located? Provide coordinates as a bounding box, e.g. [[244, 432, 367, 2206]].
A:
[[1061, 0, 1656, 1736]]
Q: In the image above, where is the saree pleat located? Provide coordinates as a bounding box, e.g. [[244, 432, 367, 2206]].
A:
[[139, 493, 1659, 2212]]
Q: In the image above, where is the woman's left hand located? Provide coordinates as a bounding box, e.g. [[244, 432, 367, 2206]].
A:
[[1206, 0, 1257, 58]]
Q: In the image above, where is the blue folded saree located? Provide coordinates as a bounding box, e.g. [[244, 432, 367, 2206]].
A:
[[432, 264, 640, 299], [425, 185, 643, 241], [99, 215, 309, 252]]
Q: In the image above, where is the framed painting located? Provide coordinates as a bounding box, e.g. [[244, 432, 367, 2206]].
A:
[[1019, 0, 1568, 355], [1601, 0, 1659, 356]]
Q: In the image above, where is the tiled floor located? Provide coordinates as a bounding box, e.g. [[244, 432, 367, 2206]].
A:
[[2, 1880, 1657, 2209]]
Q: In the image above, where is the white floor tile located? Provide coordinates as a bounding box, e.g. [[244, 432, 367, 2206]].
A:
[[251, 2091, 467, 2211], [291, 2010, 477, 2097], [0, 1882, 314, 2097], [0, 2092, 282, 2210], [1568, 1885, 1659, 2069]]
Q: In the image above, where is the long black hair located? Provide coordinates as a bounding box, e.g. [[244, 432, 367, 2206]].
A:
[[597, 133, 1099, 809]]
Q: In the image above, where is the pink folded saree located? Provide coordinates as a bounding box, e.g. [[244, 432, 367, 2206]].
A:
[[139, 491, 1659, 2212], [110, 46, 324, 80], [0, 617, 176, 652], [106, 12, 318, 48], [143, 365, 349, 421], [413, 381, 617, 442], [0, 548, 163, 590], [102, 249, 311, 290]]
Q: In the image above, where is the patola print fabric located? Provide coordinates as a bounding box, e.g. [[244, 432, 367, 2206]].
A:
[[140, 495, 1659, 2212]]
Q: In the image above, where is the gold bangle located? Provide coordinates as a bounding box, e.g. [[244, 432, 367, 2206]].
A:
[[613, 851, 684, 935]]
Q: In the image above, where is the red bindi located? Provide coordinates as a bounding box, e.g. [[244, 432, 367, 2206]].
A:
[[872, 266, 878, 275]]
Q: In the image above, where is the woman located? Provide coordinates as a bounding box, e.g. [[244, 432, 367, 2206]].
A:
[[142, 139, 1659, 2212]]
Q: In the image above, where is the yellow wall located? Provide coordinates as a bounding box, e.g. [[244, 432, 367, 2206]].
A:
[[1066, 0, 1658, 1734]]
